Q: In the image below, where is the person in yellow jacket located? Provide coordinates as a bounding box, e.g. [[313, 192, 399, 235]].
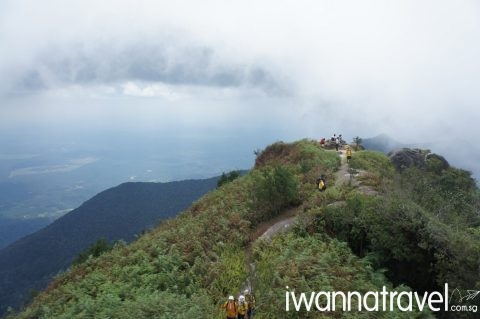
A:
[[245, 289, 256, 318], [346, 146, 353, 164], [237, 295, 249, 319], [221, 295, 237, 319], [316, 175, 327, 192]]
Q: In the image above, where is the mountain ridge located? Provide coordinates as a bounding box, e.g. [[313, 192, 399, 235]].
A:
[[5, 140, 480, 318]]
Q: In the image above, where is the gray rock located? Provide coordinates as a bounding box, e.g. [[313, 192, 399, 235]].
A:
[[388, 148, 449, 172]]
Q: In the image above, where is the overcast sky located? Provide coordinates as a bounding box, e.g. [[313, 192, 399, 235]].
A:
[[1, 0, 479, 176]]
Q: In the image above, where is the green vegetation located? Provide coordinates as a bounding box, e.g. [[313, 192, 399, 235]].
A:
[[353, 136, 363, 151], [254, 234, 427, 318], [349, 150, 395, 190], [0, 177, 218, 316], [349, 150, 394, 178], [249, 165, 300, 224], [72, 239, 114, 266], [217, 170, 241, 188], [6, 140, 479, 319], [317, 151, 480, 295]]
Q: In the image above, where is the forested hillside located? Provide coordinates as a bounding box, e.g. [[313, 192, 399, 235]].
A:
[[0, 177, 218, 316]]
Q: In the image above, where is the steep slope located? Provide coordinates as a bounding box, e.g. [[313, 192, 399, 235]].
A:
[[6, 140, 480, 319], [0, 177, 218, 316], [0, 217, 50, 250]]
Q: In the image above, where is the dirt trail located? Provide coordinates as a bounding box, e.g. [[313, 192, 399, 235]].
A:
[[334, 149, 378, 195], [242, 148, 378, 295], [251, 149, 377, 247], [249, 149, 377, 245], [258, 217, 296, 241], [250, 207, 298, 243], [335, 151, 357, 188], [242, 207, 300, 295]]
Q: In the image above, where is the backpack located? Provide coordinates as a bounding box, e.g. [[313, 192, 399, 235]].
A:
[[225, 301, 237, 317], [318, 179, 326, 191], [238, 301, 248, 315], [246, 294, 256, 309]]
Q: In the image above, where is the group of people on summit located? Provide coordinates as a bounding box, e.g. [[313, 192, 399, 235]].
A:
[[222, 290, 256, 319], [319, 133, 344, 151]]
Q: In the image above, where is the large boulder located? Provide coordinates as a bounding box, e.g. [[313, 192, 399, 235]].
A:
[[388, 148, 449, 172]]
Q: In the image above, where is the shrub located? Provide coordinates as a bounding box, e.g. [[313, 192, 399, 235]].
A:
[[217, 171, 241, 188], [72, 239, 113, 266], [353, 136, 363, 151], [249, 166, 300, 224], [349, 151, 394, 179]]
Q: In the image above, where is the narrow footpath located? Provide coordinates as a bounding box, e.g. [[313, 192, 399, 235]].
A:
[[241, 146, 378, 297]]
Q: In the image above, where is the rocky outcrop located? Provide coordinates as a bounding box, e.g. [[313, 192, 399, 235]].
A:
[[388, 148, 449, 172]]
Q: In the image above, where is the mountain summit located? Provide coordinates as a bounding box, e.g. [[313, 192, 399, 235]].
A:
[[5, 140, 480, 318]]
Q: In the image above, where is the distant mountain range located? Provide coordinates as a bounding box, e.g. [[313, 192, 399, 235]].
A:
[[0, 177, 219, 316], [362, 134, 405, 153]]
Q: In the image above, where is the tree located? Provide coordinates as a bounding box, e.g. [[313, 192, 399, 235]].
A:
[[353, 136, 363, 151], [250, 166, 299, 223], [217, 170, 241, 188], [72, 238, 112, 266]]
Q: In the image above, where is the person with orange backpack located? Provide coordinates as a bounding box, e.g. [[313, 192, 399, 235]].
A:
[[221, 295, 237, 319]]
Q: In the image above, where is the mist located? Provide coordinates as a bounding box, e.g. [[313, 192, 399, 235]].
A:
[[1, 0, 479, 178]]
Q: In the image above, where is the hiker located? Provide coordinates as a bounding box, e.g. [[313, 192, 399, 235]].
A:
[[335, 136, 340, 151], [245, 289, 256, 318], [237, 295, 248, 319], [221, 295, 237, 319], [346, 146, 352, 163], [331, 134, 336, 142], [319, 138, 326, 147], [316, 175, 327, 192]]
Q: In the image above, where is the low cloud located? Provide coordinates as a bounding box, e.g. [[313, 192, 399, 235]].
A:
[[2, 31, 288, 97], [1, 0, 479, 177], [9, 157, 97, 178]]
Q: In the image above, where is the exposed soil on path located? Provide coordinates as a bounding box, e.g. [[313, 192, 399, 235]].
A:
[[258, 216, 297, 241], [335, 150, 358, 187], [250, 207, 299, 242], [242, 207, 300, 294], [334, 149, 378, 195]]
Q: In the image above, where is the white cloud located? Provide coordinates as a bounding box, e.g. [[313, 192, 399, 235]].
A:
[[1, 0, 479, 176], [121, 82, 186, 100]]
